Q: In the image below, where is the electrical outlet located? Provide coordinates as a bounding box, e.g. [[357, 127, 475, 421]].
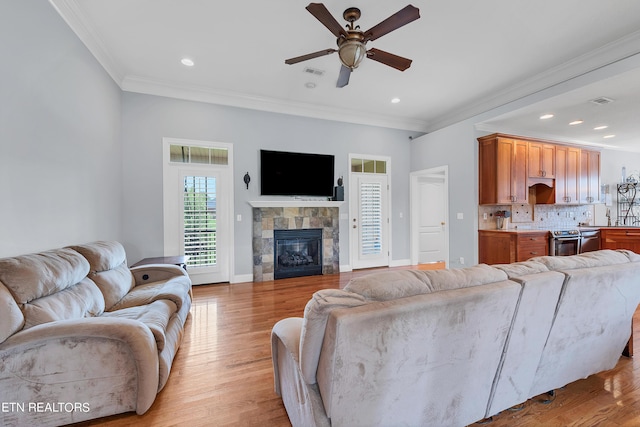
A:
[[483, 213, 488, 220], [459, 257, 465, 264]]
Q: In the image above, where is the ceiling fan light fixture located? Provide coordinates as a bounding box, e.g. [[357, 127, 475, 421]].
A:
[[338, 40, 367, 69]]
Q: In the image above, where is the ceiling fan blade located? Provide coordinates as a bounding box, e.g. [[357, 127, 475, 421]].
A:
[[366, 48, 412, 71], [363, 5, 420, 42], [337, 65, 351, 88], [306, 3, 348, 38], [285, 48, 337, 65]]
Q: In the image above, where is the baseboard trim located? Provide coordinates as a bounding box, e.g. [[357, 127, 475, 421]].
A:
[[231, 274, 253, 284], [390, 259, 411, 267]]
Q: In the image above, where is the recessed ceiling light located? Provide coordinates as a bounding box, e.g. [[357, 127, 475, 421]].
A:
[[569, 120, 583, 126], [603, 134, 616, 139], [181, 58, 195, 67], [391, 98, 401, 104], [540, 114, 554, 120], [594, 125, 608, 130], [305, 82, 316, 89]]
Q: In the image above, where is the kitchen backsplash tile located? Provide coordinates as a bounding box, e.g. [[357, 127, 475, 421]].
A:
[[479, 204, 595, 230]]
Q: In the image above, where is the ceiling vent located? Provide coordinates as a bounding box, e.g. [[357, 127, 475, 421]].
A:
[[590, 96, 615, 105], [303, 67, 325, 77]]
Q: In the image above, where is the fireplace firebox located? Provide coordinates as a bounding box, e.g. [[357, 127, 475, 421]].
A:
[[274, 228, 323, 279]]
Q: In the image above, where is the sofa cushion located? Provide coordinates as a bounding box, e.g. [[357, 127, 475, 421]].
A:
[[533, 249, 629, 270], [21, 278, 105, 329], [0, 248, 90, 303], [102, 299, 178, 352], [109, 276, 191, 312], [0, 282, 24, 343], [618, 249, 640, 262], [299, 289, 366, 385], [69, 241, 135, 310], [493, 260, 549, 278], [344, 264, 508, 301], [0, 248, 103, 329]]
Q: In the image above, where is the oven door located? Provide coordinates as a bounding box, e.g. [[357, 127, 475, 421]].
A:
[[550, 236, 581, 256]]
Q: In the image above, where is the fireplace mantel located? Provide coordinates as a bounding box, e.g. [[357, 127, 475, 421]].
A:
[[248, 200, 343, 208]]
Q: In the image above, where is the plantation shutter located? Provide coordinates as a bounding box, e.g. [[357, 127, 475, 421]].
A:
[[360, 181, 383, 256], [183, 176, 217, 267]]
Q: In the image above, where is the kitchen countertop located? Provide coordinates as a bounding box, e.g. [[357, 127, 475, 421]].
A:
[[479, 228, 550, 234], [481, 226, 640, 233]]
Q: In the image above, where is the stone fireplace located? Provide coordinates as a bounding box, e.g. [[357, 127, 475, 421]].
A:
[[250, 202, 341, 282]]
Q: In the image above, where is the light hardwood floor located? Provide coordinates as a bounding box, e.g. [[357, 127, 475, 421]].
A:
[[77, 269, 640, 427]]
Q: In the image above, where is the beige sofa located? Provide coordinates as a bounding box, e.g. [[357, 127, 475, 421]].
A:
[[272, 249, 640, 427], [0, 241, 192, 427]]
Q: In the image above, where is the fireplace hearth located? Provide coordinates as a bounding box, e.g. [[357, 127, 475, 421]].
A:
[[274, 228, 322, 279]]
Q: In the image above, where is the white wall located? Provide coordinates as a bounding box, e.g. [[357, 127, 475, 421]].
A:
[[0, 0, 122, 257], [410, 119, 480, 267], [120, 92, 415, 277]]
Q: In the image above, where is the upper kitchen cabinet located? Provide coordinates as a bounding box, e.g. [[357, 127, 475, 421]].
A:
[[579, 150, 601, 204], [555, 145, 580, 204], [479, 134, 528, 204], [528, 142, 555, 180]]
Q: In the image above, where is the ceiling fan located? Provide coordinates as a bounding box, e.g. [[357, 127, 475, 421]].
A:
[[285, 3, 420, 88]]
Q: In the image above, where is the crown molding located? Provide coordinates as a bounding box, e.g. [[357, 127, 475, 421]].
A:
[[121, 75, 430, 133], [49, 0, 124, 86], [427, 30, 640, 134]]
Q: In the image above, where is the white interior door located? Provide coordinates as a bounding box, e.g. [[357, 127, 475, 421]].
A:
[[350, 174, 390, 269], [411, 167, 449, 266]]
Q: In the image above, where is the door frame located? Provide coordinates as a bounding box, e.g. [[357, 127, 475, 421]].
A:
[[348, 153, 391, 270], [410, 165, 449, 267], [162, 138, 234, 284]]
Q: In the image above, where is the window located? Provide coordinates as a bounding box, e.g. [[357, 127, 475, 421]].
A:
[[351, 158, 387, 174], [170, 144, 228, 165], [183, 176, 217, 267], [359, 181, 383, 255]]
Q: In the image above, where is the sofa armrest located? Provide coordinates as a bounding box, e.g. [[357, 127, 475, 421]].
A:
[[0, 317, 159, 416], [271, 317, 303, 395], [130, 264, 189, 286]]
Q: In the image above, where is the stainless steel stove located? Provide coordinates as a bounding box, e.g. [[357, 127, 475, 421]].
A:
[[549, 229, 581, 256]]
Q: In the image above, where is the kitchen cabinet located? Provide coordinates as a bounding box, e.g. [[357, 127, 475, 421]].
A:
[[579, 150, 601, 204], [516, 232, 549, 261], [555, 145, 580, 204], [600, 228, 640, 253], [528, 142, 555, 179], [479, 135, 529, 204], [479, 230, 548, 264]]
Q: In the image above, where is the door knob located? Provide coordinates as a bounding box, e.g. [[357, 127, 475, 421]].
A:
[[441, 222, 446, 226]]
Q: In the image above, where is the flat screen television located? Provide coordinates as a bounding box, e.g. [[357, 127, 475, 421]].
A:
[[260, 149, 335, 197]]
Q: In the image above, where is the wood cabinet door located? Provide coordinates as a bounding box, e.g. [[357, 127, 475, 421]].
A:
[[579, 150, 600, 203], [479, 231, 515, 264], [496, 138, 514, 204], [556, 146, 580, 204], [512, 140, 529, 204], [529, 142, 555, 178], [601, 229, 640, 252]]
